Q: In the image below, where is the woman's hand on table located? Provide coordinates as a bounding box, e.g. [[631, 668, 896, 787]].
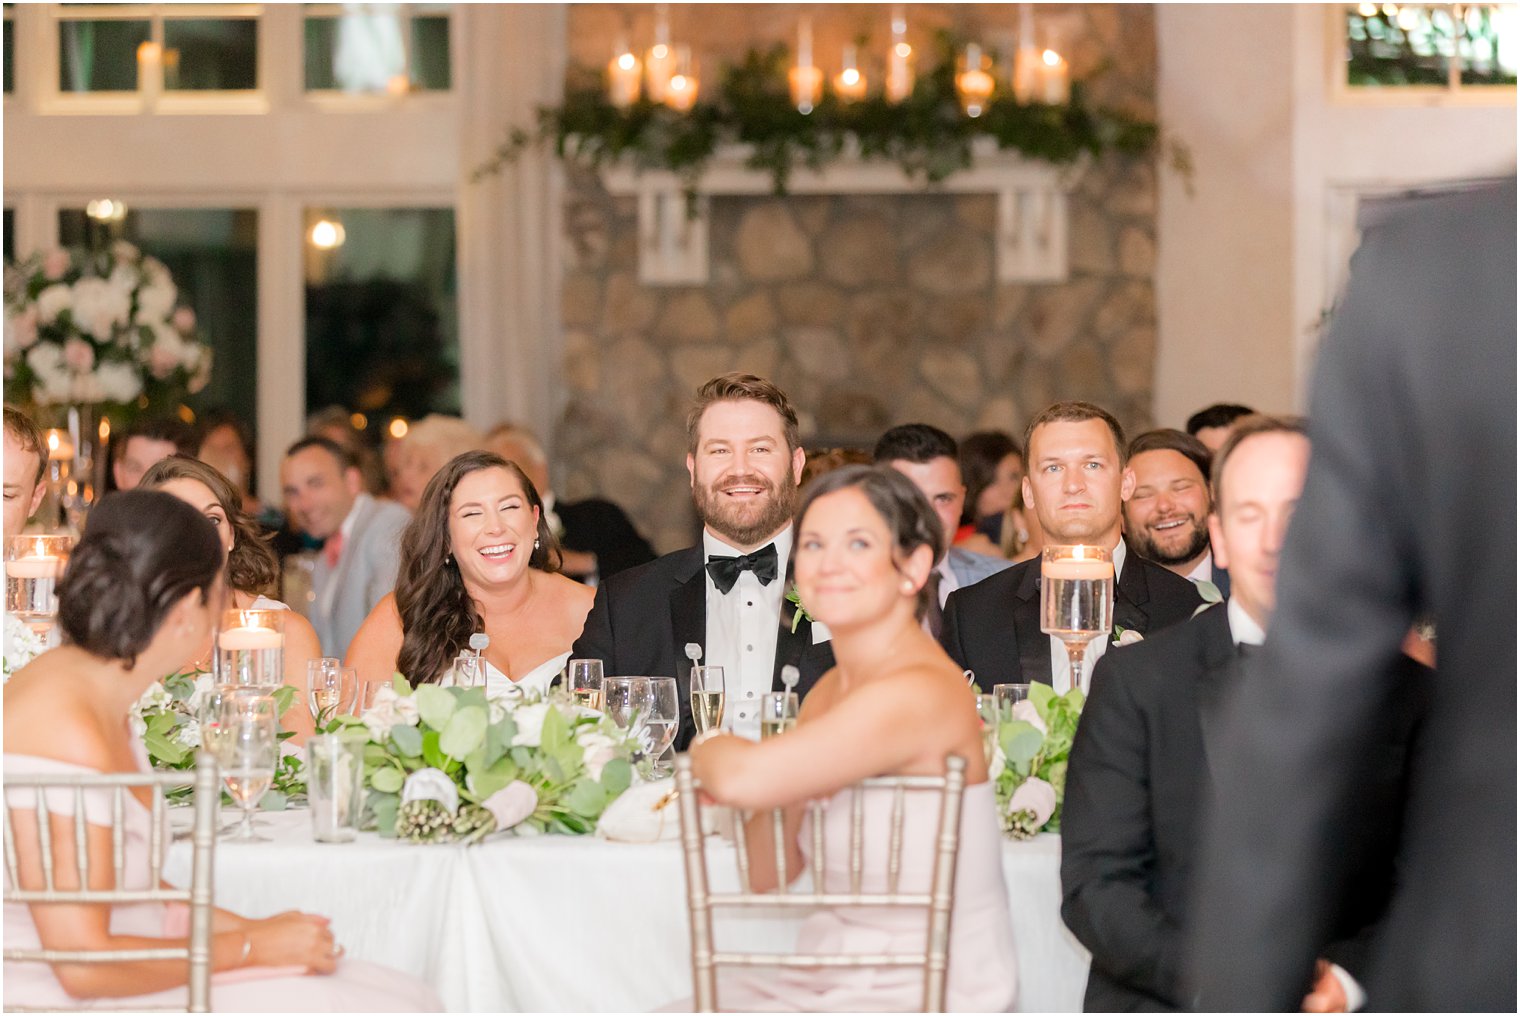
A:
[[245, 911, 342, 975]]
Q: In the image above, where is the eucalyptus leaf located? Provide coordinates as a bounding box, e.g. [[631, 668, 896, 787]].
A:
[[371, 794, 400, 837], [999, 720, 1044, 769], [389, 723, 424, 758], [439, 705, 488, 759], [390, 673, 412, 695], [371, 767, 404, 794], [455, 687, 489, 713], [464, 756, 518, 802], [540, 705, 571, 754], [422, 730, 448, 769], [414, 685, 457, 731], [599, 757, 633, 796], [1028, 681, 1056, 719], [564, 779, 608, 818], [259, 790, 288, 811]]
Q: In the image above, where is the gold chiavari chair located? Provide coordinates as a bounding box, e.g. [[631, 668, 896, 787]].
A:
[[2, 753, 219, 1012], [674, 753, 968, 1013]]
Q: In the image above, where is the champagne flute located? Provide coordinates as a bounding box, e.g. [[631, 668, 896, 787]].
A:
[[975, 694, 1000, 765], [689, 665, 725, 735], [1040, 545, 1114, 694], [307, 658, 356, 727], [646, 677, 679, 777], [567, 658, 605, 710], [215, 692, 278, 841], [450, 652, 485, 689], [760, 691, 799, 740]]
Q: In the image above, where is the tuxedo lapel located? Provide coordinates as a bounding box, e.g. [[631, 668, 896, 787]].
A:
[[772, 561, 810, 689], [1192, 606, 1238, 777], [1016, 566, 1054, 685], [1113, 554, 1153, 634], [668, 548, 706, 746]]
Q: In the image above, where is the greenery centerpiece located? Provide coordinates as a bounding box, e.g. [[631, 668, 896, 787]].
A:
[[990, 683, 1083, 839]]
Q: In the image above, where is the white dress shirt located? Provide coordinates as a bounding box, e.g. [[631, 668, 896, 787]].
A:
[[1225, 596, 1366, 1012], [1185, 551, 1215, 587], [703, 526, 792, 741], [1049, 540, 1127, 695]]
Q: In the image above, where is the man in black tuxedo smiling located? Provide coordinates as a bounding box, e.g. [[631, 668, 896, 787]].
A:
[[572, 373, 833, 749], [940, 401, 1200, 694]]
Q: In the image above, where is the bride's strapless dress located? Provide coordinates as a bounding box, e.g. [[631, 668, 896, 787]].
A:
[[483, 650, 570, 700], [705, 781, 1019, 1012]]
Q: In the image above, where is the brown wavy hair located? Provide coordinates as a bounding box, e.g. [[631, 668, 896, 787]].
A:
[[139, 454, 279, 597], [395, 451, 561, 684]]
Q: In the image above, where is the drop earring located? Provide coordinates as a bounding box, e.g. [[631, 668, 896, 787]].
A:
[[534, 538, 541, 550]]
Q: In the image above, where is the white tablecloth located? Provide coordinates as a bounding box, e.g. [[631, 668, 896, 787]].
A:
[[165, 810, 1089, 1012]]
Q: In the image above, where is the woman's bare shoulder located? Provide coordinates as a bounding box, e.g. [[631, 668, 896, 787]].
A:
[[3, 667, 111, 768], [541, 571, 596, 611]]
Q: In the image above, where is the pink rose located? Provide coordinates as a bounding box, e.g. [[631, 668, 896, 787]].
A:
[[62, 337, 95, 373], [1007, 776, 1057, 829], [13, 306, 38, 350], [149, 342, 180, 379], [171, 306, 196, 332], [42, 249, 70, 281], [1010, 698, 1047, 736], [481, 781, 537, 831]]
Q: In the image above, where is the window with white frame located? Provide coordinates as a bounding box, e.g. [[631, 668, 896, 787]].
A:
[[1342, 3, 1518, 91], [53, 3, 259, 96], [303, 3, 450, 95]]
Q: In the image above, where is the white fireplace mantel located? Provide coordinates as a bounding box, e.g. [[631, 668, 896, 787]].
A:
[[599, 143, 1088, 286]]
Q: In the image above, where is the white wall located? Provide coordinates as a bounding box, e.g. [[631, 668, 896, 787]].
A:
[[1155, 3, 1516, 427]]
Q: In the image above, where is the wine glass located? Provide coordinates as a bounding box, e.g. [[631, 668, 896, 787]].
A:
[[1039, 545, 1114, 694], [307, 658, 357, 727], [992, 683, 1031, 718], [645, 677, 679, 777], [603, 677, 654, 731], [214, 692, 278, 841], [567, 659, 605, 710], [689, 665, 725, 735], [759, 691, 799, 740]]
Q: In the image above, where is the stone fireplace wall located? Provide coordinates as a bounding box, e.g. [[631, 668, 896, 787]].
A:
[[555, 4, 1158, 553]]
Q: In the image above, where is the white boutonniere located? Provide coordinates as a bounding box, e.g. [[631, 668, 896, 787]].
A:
[[784, 584, 813, 634], [1112, 625, 1144, 647], [1191, 579, 1223, 618]]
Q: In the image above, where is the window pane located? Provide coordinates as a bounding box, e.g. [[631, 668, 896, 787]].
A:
[[304, 7, 451, 92], [58, 207, 260, 433], [1459, 4, 1520, 85], [59, 19, 151, 93], [1345, 5, 1453, 86], [5, 7, 14, 95], [163, 18, 258, 91], [304, 208, 458, 422]]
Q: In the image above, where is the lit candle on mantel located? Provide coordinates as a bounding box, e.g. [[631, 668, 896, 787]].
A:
[[608, 38, 641, 108], [1037, 48, 1070, 105], [789, 17, 822, 114], [664, 46, 698, 112], [957, 43, 995, 118], [886, 5, 913, 104], [219, 626, 285, 651], [645, 4, 673, 103], [136, 40, 162, 101], [45, 429, 75, 462], [834, 44, 867, 102]]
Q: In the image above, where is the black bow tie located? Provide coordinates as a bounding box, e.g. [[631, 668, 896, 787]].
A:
[[706, 543, 779, 594]]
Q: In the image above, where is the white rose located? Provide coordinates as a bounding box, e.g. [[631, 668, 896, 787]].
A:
[[576, 730, 619, 781], [70, 372, 105, 404], [2, 613, 47, 679], [185, 673, 217, 716], [401, 767, 459, 815], [481, 781, 537, 831], [111, 240, 140, 264], [71, 277, 130, 342], [95, 361, 143, 404], [172, 720, 202, 749], [1114, 628, 1145, 647], [24, 345, 70, 405], [36, 283, 72, 324], [1007, 776, 1057, 829], [135, 279, 177, 324], [511, 702, 551, 747], [361, 683, 417, 741], [1010, 698, 1047, 736]]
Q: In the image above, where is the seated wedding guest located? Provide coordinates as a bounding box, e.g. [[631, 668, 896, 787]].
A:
[[141, 456, 319, 742], [1062, 416, 1425, 1012], [1123, 428, 1230, 597], [280, 437, 410, 658], [307, 405, 386, 498], [798, 445, 871, 487], [197, 409, 282, 529], [1184, 402, 1255, 453], [941, 401, 1201, 693], [961, 430, 1039, 561], [573, 373, 835, 748], [872, 424, 1011, 638], [3, 405, 48, 538], [111, 416, 196, 492], [2, 490, 441, 1011], [688, 465, 1017, 1011], [346, 451, 592, 696], [485, 422, 656, 584], [389, 414, 483, 513]]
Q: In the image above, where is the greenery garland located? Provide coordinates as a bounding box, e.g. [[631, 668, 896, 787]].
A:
[[475, 37, 1164, 199]]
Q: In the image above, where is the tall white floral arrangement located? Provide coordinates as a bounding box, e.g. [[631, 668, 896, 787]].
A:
[[3, 242, 211, 412]]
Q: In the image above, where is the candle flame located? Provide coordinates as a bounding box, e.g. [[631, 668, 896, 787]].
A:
[[1042, 49, 1061, 66], [617, 52, 637, 71], [651, 43, 669, 60], [841, 67, 861, 86], [895, 42, 912, 59]]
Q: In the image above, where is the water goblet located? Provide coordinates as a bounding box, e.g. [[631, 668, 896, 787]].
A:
[[604, 676, 655, 767], [214, 692, 278, 841], [567, 658, 605, 710], [688, 665, 725, 735], [646, 677, 680, 777], [992, 683, 1032, 718]]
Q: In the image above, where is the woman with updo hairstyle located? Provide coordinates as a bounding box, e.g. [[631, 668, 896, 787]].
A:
[[347, 450, 594, 696], [2, 491, 440, 1011], [683, 465, 1018, 1012], [140, 455, 320, 742]]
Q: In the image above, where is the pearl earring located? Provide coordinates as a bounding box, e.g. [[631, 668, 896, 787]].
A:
[[902, 580, 914, 593], [534, 538, 541, 550]]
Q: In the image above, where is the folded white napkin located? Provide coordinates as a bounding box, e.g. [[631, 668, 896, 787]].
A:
[[597, 779, 729, 842]]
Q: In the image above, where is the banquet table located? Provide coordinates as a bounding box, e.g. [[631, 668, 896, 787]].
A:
[[165, 809, 1090, 1012]]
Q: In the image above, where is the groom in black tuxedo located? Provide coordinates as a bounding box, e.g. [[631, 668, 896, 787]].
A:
[[1061, 416, 1428, 1012], [572, 373, 833, 750], [940, 401, 1200, 694]]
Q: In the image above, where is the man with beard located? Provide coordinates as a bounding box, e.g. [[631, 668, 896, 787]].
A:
[[572, 373, 834, 747], [940, 401, 1201, 694], [1123, 429, 1229, 598]]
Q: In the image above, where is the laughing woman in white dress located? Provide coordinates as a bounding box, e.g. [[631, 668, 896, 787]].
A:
[[347, 451, 593, 697]]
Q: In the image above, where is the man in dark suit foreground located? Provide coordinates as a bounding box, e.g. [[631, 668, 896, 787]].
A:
[[1063, 416, 1426, 1012], [572, 374, 833, 749], [941, 401, 1200, 694], [1189, 179, 1516, 1011]]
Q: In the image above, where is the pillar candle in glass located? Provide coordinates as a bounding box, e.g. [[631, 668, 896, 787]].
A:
[[886, 6, 914, 103], [664, 46, 699, 111], [645, 5, 673, 103], [957, 43, 995, 117], [608, 40, 641, 108], [790, 16, 822, 113], [5, 534, 74, 622], [216, 608, 285, 692], [1039, 545, 1114, 690], [834, 44, 867, 102]]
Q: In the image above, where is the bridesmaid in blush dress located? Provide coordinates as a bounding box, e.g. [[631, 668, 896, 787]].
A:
[[688, 465, 1019, 1012], [2, 491, 440, 1012]]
